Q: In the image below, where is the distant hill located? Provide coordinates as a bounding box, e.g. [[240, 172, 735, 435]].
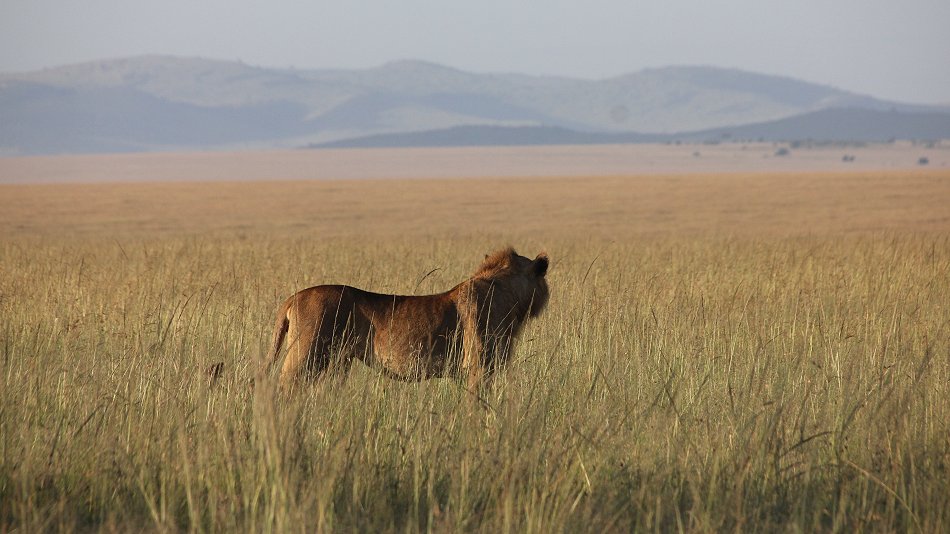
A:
[[1, 55, 947, 155], [678, 107, 950, 143], [315, 108, 950, 148], [313, 125, 663, 148]]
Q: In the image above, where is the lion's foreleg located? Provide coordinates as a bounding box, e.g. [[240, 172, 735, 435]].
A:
[[475, 334, 507, 391], [461, 318, 486, 396], [465, 365, 484, 395]]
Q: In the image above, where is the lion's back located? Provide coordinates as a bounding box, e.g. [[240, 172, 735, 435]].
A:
[[285, 284, 458, 336]]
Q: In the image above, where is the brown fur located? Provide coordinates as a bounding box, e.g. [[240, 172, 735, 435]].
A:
[[260, 248, 550, 392]]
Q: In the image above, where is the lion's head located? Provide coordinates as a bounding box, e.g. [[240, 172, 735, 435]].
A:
[[473, 247, 550, 319]]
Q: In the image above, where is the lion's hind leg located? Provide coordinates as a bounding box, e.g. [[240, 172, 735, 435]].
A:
[[279, 308, 315, 390], [279, 307, 354, 389], [258, 301, 290, 382]]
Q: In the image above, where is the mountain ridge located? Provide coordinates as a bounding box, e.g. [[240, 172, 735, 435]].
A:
[[2, 56, 947, 155], [312, 108, 950, 149]]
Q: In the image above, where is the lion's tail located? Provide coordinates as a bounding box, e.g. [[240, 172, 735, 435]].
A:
[[259, 298, 291, 380]]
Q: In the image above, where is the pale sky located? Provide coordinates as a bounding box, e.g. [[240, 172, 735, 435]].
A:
[[2, 0, 949, 104]]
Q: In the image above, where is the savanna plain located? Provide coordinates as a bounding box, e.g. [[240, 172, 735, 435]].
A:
[[1, 149, 950, 532]]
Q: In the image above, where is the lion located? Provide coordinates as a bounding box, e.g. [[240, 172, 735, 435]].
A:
[[259, 247, 549, 393]]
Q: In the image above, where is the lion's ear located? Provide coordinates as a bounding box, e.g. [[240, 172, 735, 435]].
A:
[[532, 254, 549, 277]]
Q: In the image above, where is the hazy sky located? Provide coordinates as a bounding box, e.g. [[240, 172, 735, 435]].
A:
[[2, 0, 949, 104]]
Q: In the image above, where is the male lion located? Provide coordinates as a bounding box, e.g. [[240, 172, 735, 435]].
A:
[[260, 247, 549, 392]]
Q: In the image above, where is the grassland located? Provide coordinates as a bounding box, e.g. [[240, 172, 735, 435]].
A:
[[1, 165, 950, 531]]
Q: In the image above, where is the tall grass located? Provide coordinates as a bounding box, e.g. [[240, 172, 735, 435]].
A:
[[1, 234, 948, 531]]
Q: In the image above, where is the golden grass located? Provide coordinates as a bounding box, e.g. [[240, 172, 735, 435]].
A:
[[1, 170, 949, 239], [2, 143, 944, 185], [1, 166, 949, 531]]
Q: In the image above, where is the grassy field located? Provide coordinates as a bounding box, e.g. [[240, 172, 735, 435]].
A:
[[1, 166, 949, 531]]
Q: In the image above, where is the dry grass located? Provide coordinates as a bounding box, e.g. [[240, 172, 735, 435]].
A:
[[1, 170, 949, 239], [1, 164, 949, 532], [2, 143, 946, 185]]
